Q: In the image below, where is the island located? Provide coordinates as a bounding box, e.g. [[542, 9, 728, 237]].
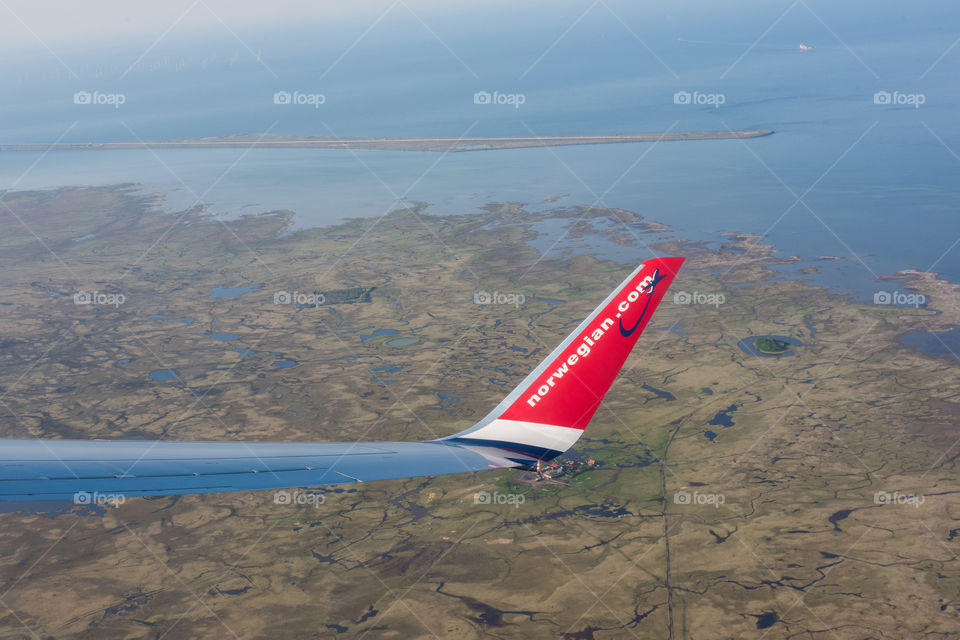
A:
[[755, 336, 791, 354], [0, 130, 774, 153], [738, 334, 803, 357]]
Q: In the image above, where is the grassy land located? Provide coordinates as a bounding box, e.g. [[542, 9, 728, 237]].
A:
[[0, 186, 958, 639]]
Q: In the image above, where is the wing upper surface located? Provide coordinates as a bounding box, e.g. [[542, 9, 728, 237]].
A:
[[0, 439, 515, 501]]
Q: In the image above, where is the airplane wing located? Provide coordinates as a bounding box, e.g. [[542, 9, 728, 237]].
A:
[[0, 257, 684, 502]]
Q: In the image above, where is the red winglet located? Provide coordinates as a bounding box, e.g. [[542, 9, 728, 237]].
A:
[[498, 257, 683, 430]]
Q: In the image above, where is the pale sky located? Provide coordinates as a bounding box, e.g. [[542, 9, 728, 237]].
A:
[[0, 0, 541, 51]]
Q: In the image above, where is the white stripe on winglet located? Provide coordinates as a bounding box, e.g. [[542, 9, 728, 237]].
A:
[[459, 419, 583, 452]]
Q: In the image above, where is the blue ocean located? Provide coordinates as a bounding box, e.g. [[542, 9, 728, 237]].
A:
[[1, 0, 957, 297]]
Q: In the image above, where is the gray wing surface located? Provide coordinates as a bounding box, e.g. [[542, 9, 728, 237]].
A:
[[0, 439, 525, 501]]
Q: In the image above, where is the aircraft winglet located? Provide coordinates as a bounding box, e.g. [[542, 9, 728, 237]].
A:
[[443, 256, 684, 462]]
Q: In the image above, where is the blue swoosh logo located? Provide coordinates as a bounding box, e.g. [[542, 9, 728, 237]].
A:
[[618, 269, 666, 337]]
